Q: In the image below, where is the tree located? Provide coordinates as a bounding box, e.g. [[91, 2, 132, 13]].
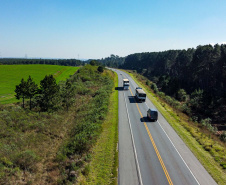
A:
[[190, 89, 203, 113], [97, 66, 104, 73], [15, 78, 27, 108], [177, 89, 187, 102], [37, 75, 59, 111], [26, 76, 38, 110], [90, 60, 97, 66], [151, 83, 158, 93]]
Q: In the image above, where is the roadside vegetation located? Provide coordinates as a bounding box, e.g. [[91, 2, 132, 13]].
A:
[[0, 65, 79, 104], [76, 70, 118, 184], [0, 64, 117, 184], [125, 70, 226, 185]]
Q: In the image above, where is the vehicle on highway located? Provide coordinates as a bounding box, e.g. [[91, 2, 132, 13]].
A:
[[136, 87, 142, 89], [135, 88, 146, 102], [123, 79, 129, 90], [147, 108, 158, 121]]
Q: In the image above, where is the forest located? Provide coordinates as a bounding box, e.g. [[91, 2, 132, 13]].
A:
[[119, 44, 226, 130], [0, 58, 83, 66]]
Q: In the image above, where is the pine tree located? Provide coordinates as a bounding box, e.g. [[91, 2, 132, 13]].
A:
[[38, 75, 59, 111], [15, 78, 27, 108], [26, 75, 38, 110]]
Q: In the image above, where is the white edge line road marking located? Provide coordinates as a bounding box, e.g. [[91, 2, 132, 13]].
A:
[[156, 120, 200, 185], [123, 81, 143, 185]]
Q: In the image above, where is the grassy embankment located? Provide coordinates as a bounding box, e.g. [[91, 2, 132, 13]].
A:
[[124, 70, 226, 185], [76, 70, 118, 184], [0, 65, 79, 104]]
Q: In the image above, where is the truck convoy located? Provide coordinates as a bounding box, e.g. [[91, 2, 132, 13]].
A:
[[135, 87, 146, 102], [123, 79, 129, 90]]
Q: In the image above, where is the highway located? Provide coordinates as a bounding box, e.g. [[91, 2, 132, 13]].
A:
[[112, 69, 217, 185]]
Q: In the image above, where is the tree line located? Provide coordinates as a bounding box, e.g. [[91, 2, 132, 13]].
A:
[[14, 62, 105, 112], [119, 44, 226, 129], [0, 58, 83, 66], [95, 54, 125, 68], [15, 75, 74, 112]]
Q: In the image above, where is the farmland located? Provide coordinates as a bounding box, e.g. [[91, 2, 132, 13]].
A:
[[0, 65, 79, 104]]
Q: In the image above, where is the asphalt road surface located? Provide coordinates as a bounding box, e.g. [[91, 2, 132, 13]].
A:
[[111, 68, 217, 185]]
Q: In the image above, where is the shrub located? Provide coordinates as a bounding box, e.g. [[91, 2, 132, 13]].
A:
[[220, 131, 226, 142], [56, 151, 67, 162], [97, 66, 104, 73], [90, 60, 97, 66], [76, 84, 91, 95], [0, 157, 13, 168], [157, 91, 165, 98], [190, 89, 203, 111], [84, 154, 92, 162], [204, 145, 212, 151], [151, 83, 158, 93], [177, 89, 188, 102], [214, 155, 220, 162], [172, 100, 180, 109], [164, 96, 173, 105], [180, 103, 191, 115], [14, 150, 39, 172], [82, 164, 90, 176], [200, 118, 217, 133], [213, 144, 224, 152], [69, 133, 88, 154], [192, 132, 201, 139], [220, 161, 226, 169], [192, 116, 198, 122], [200, 118, 211, 127]]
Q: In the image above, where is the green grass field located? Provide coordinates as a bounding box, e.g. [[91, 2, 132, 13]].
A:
[[0, 65, 79, 104]]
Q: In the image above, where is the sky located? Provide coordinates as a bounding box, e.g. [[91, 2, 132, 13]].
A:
[[0, 0, 226, 59]]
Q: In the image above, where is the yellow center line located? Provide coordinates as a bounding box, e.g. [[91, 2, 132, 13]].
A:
[[129, 87, 173, 185]]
